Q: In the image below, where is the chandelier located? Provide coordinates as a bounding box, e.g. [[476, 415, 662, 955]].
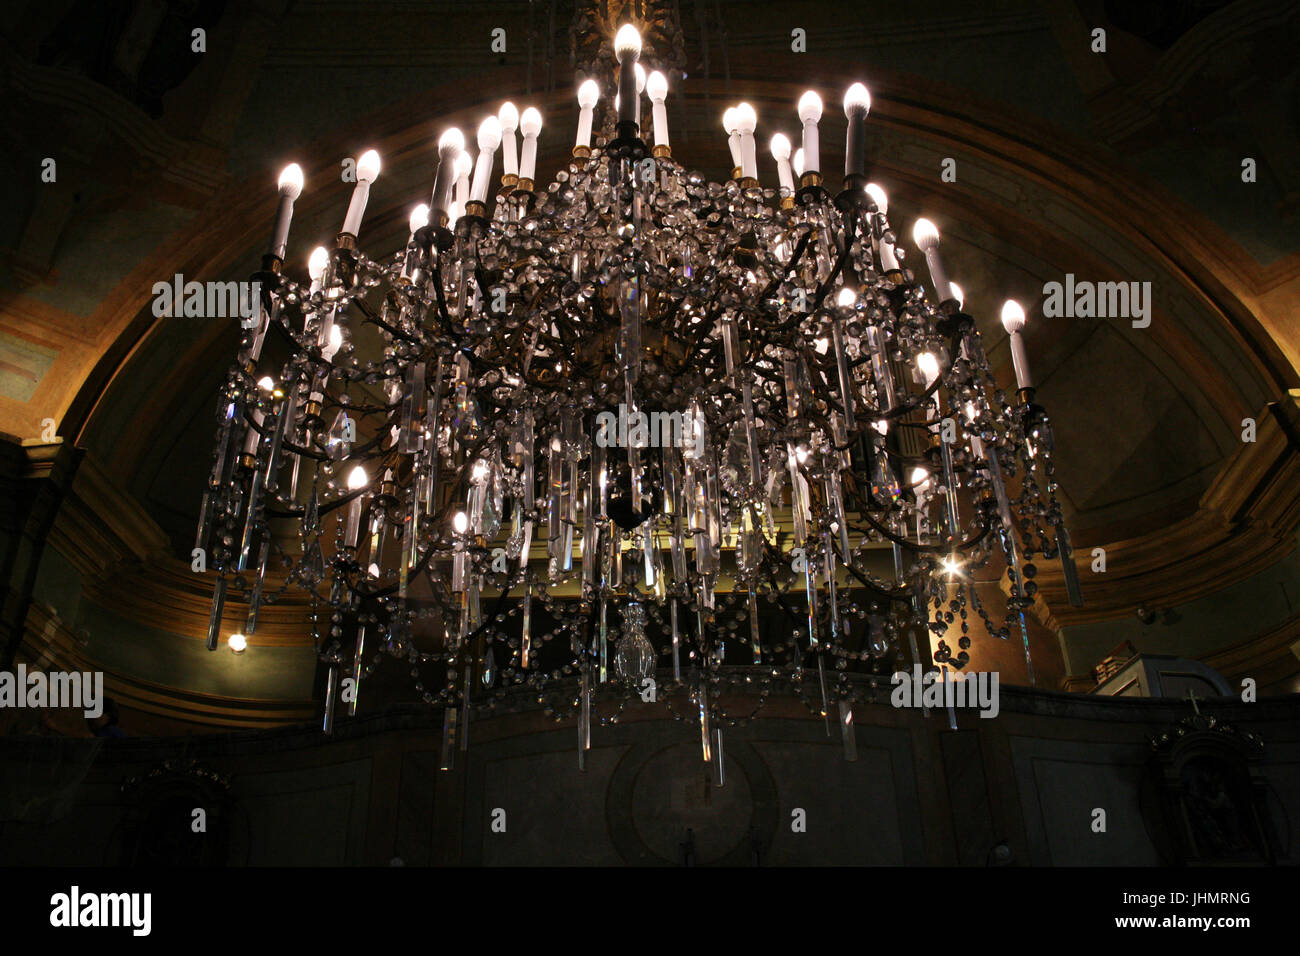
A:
[[196, 24, 1082, 766]]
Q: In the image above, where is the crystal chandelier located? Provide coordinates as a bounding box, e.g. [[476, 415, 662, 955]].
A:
[[197, 24, 1082, 763]]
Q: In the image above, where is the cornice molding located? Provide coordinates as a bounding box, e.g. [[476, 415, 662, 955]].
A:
[[1026, 393, 1300, 629]]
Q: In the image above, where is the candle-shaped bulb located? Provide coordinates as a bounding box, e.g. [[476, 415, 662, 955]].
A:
[[770, 133, 791, 161], [836, 286, 856, 308], [520, 108, 543, 137], [722, 107, 739, 135], [577, 78, 600, 109], [257, 376, 275, 392], [735, 101, 757, 133], [408, 203, 430, 234], [646, 70, 667, 102], [910, 466, 931, 494], [347, 465, 368, 490], [843, 82, 871, 118], [344, 465, 367, 548], [614, 24, 641, 61], [477, 116, 502, 152], [453, 510, 469, 534], [793, 147, 804, 177], [356, 149, 381, 183], [865, 182, 888, 213], [308, 246, 329, 283], [913, 217, 940, 250], [798, 90, 823, 123], [278, 163, 304, 198], [1001, 299, 1026, 332], [950, 282, 964, 310]]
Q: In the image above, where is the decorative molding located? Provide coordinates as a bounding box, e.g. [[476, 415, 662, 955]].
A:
[[1027, 394, 1300, 630]]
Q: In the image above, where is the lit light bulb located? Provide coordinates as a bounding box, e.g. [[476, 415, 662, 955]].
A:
[[770, 133, 791, 161], [634, 62, 646, 93], [228, 632, 247, 653], [347, 465, 368, 490], [308, 246, 329, 282], [577, 79, 600, 109], [614, 24, 641, 60], [277, 163, 304, 198], [325, 324, 343, 359], [477, 115, 502, 151], [257, 376, 275, 392], [735, 102, 757, 134], [646, 70, 668, 103], [356, 149, 381, 183], [520, 107, 543, 137], [917, 352, 941, 386], [950, 282, 965, 310], [498, 102, 518, 132], [408, 204, 430, 234], [910, 466, 930, 493], [912, 218, 940, 250], [1001, 299, 1026, 332], [438, 127, 464, 159], [722, 107, 739, 135], [942, 556, 962, 576], [864, 182, 887, 213], [843, 82, 871, 117], [452, 511, 469, 534], [454, 150, 473, 180], [793, 148, 804, 177], [797, 90, 823, 123]]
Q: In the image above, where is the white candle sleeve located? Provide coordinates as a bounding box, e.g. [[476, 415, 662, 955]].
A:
[[576, 107, 594, 149], [727, 132, 742, 169], [471, 148, 496, 203], [502, 130, 518, 176], [776, 158, 794, 195], [341, 181, 370, 236], [879, 237, 899, 272], [740, 133, 757, 180], [652, 101, 668, 148], [520, 135, 538, 182], [270, 194, 295, 259], [1009, 330, 1033, 390], [801, 121, 819, 174], [923, 247, 953, 302]]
